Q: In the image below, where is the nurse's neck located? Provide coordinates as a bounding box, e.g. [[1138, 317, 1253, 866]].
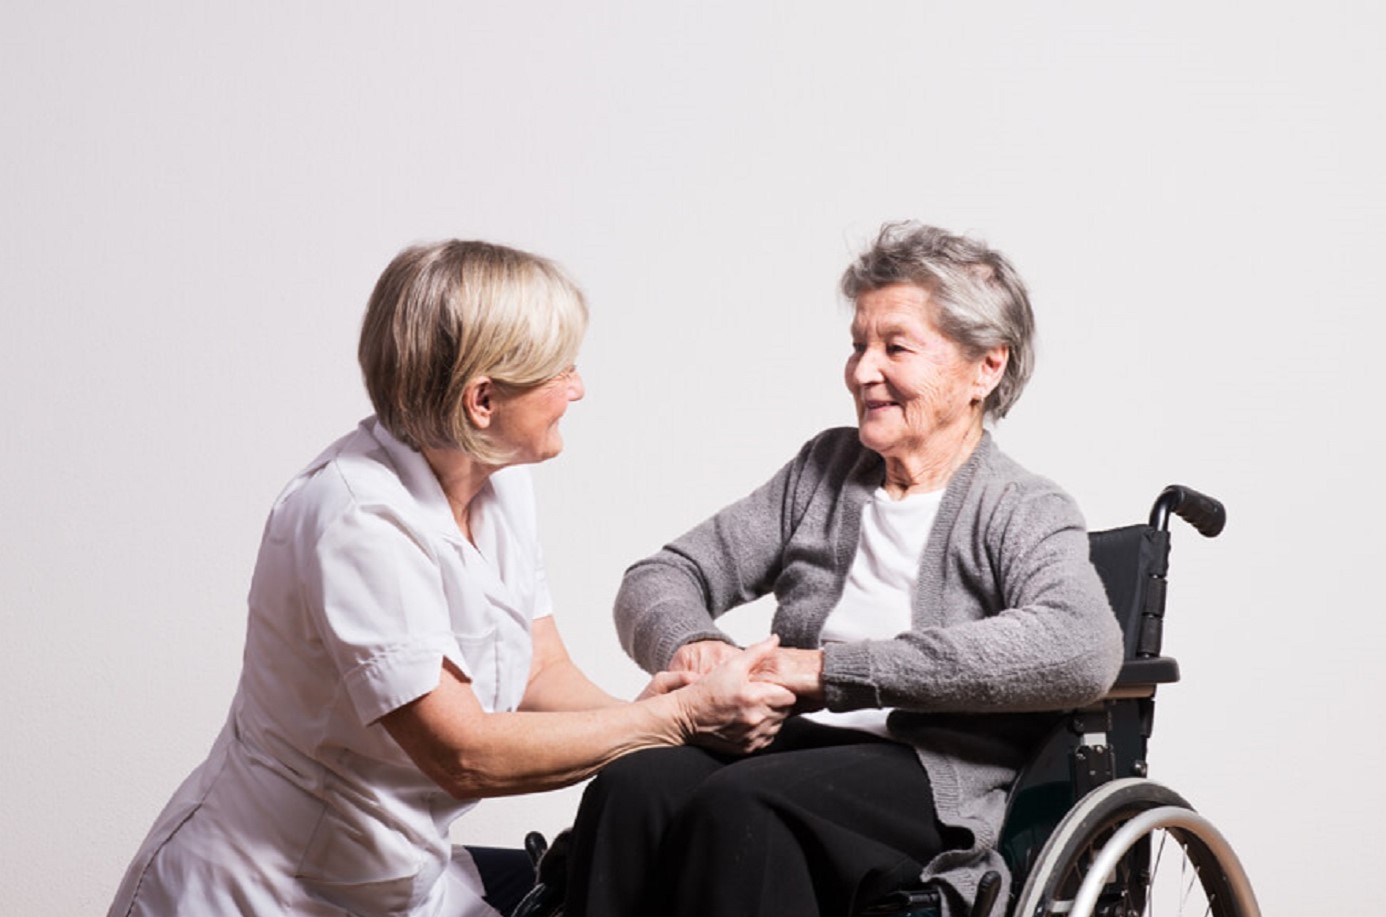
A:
[[422, 446, 499, 544]]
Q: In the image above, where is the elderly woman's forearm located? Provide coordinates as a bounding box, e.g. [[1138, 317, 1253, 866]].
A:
[[821, 610, 1123, 714], [616, 563, 729, 671]]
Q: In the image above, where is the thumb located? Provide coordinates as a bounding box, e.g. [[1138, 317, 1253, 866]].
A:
[[732, 634, 782, 671]]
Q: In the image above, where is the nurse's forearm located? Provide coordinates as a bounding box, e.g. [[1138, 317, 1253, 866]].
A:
[[521, 657, 623, 712], [519, 615, 623, 712], [383, 641, 793, 799], [439, 702, 691, 798], [382, 667, 689, 798]]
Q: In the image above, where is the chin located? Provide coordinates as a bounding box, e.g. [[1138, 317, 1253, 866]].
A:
[[856, 423, 895, 456]]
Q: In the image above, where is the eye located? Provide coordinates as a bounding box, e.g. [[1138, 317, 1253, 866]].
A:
[[886, 343, 909, 355], [850, 341, 866, 355]]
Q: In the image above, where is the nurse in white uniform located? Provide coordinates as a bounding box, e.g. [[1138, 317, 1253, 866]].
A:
[[108, 240, 795, 917]]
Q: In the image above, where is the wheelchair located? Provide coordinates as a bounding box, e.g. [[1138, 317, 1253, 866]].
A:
[[513, 485, 1259, 917]]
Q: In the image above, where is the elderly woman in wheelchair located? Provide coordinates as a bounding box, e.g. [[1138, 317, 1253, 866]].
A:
[[549, 221, 1126, 917]]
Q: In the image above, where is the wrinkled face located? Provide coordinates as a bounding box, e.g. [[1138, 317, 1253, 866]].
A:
[[489, 366, 585, 465], [845, 284, 996, 462]]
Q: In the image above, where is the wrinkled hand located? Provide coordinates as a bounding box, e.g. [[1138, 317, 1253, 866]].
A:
[[667, 639, 741, 677], [673, 636, 796, 755], [635, 669, 697, 701], [751, 647, 827, 712]]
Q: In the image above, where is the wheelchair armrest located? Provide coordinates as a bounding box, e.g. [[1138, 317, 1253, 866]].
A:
[[1105, 656, 1180, 699]]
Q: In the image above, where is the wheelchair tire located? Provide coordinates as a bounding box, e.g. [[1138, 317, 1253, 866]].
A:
[[1012, 778, 1259, 917]]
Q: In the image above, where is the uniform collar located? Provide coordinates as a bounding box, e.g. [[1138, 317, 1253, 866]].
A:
[[365, 417, 477, 545]]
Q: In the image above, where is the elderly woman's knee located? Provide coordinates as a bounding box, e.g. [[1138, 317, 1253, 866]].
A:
[[676, 761, 782, 832], [583, 746, 719, 813]]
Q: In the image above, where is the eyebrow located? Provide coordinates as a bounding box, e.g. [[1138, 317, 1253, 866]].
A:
[[850, 320, 924, 340]]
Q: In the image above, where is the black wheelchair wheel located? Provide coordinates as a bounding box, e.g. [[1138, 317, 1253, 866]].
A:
[[1012, 778, 1259, 917]]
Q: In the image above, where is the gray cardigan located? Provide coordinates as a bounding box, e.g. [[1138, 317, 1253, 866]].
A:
[[615, 428, 1124, 914]]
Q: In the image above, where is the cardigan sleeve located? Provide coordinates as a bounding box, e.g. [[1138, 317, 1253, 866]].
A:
[[614, 439, 817, 672], [821, 483, 1124, 714]]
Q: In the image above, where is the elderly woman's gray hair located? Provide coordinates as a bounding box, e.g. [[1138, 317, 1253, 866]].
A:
[[359, 239, 588, 463], [841, 222, 1035, 419]]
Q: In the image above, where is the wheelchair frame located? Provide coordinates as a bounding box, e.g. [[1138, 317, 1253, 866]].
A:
[[515, 485, 1259, 917], [866, 485, 1256, 917]]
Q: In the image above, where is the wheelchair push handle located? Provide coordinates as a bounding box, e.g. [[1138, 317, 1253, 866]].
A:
[[1149, 484, 1226, 538]]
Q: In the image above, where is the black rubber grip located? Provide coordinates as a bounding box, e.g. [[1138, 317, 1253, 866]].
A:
[[1157, 484, 1226, 538]]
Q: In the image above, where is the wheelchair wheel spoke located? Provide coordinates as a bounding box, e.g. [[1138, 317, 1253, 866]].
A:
[[1180, 844, 1193, 914], [1136, 826, 1232, 917], [1143, 830, 1167, 917], [1016, 782, 1257, 917]]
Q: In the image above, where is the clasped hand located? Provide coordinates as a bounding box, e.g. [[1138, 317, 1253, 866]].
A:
[[640, 637, 827, 755]]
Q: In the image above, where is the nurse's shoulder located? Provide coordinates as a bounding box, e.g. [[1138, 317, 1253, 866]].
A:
[[260, 418, 420, 549]]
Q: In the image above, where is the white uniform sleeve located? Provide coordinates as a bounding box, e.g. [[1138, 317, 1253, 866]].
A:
[[302, 505, 467, 725]]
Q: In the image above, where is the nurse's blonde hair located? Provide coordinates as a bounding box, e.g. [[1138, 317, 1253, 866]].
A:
[[359, 240, 588, 464]]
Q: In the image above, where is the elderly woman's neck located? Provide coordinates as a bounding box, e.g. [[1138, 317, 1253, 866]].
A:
[[422, 446, 500, 541], [880, 423, 984, 500]]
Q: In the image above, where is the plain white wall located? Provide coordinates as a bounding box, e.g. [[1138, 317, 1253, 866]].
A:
[[3, 3, 1381, 914]]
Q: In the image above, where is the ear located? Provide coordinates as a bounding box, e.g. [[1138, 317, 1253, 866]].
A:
[[462, 377, 495, 429], [974, 345, 1009, 401]]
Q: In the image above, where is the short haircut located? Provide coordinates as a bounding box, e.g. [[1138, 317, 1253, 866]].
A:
[[840, 221, 1035, 419], [359, 240, 588, 462]]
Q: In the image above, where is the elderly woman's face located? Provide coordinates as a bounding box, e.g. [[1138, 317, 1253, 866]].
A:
[[845, 284, 994, 463]]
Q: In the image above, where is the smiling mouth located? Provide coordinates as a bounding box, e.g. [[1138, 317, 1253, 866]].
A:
[[863, 399, 899, 411]]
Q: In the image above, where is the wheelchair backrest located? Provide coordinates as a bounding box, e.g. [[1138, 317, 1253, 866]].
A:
[[1087, 524, 1171, 660]]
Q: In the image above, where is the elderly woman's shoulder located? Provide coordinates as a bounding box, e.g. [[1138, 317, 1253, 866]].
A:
[[973, 440, 1089, 530]]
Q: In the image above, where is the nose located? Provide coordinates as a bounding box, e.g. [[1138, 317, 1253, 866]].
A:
[[850, 348, 883, 387]]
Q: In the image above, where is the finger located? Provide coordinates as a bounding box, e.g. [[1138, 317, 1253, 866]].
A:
[[746, 682, 796, 708], [726, 634, 782, 673], [662, 672, 699, 695], [667, 651, 699, 673], [639, 670, 695, 698], [742, 718, 787, 752], [677, 639, 741, 673]]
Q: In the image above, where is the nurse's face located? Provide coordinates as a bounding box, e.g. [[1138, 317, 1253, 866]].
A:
[[489, 366, 585, 465]]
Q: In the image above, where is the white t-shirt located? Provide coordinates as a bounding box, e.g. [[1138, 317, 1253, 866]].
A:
[[803, 485, 942, 738], [109, 418, 547, 917]]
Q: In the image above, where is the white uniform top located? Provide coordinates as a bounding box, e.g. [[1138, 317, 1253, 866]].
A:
[[804, 486, 941, 738], [109, 418, 549, 917]]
